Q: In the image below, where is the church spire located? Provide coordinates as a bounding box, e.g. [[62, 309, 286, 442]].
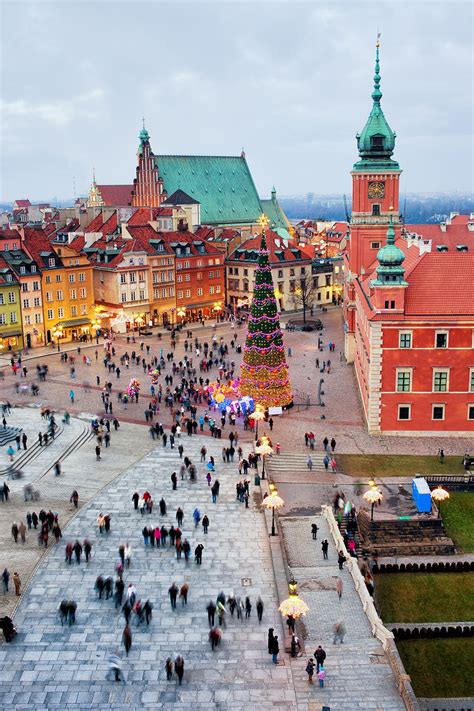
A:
[[354, 38, 398, 170]]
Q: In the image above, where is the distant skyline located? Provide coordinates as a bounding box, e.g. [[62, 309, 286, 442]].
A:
[[1, 1, 473, 201]]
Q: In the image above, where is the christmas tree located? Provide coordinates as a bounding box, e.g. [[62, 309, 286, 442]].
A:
[[239, 218, 293, 408]]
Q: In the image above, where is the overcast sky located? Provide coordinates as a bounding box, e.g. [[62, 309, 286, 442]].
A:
[[1, 0, 472, 202]]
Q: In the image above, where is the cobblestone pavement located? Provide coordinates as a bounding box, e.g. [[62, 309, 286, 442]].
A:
[[282, 516, 405, 711], [2, 309, 470, 456], [0, 408, 156, 621], [0, 437, 297, 710]]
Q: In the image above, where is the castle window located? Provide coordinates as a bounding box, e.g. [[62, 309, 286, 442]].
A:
[[432, 404, 445, 421], [371, 242, 381, 249], [371, 135, 384, 149], [468, 405, 474, 421], [435, 331, 448, 348], [399, 332, 412, 349], [396, 370, 412, 392], [372, 204, 380, 216], [398, 405, 411, 421]]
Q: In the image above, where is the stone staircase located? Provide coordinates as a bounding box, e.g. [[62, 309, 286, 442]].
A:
[[0, 425, 22, 447], [266, 451, 328, 480], [357, 509, 456, 557]]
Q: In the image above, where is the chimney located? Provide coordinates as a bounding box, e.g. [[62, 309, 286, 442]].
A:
[[440, 222, 447, 232]]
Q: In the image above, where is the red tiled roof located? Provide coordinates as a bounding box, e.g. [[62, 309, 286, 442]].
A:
[[84, 211, 118, 237], [97, 185, 133, 206], [14, 199, 31, 207], [227, 229, 313, 264], [405, 216, 474, 251], [127, 207, 171, 226], [23, 232, 59, 267], [404, 253, 474, 316], [194, 226, 215, 240], [68, 235, 86, 252]]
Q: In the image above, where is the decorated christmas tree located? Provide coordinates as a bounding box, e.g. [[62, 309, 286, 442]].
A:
[[239, 217, 293, 408]]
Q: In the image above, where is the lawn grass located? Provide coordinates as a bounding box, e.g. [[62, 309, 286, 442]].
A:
[[374, 572, 474, 623], [441, 492, 474, 553], [397, 638, 474, 697], [338, 453, 465, 478]]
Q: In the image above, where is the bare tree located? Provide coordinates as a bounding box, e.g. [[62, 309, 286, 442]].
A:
[[292, 277, 318, 324]]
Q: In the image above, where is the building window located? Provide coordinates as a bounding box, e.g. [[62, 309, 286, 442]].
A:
[[57, 290, 63, 300], [432, 404, 445, 421], [384, 300, 396, 309], [177, 290, 183, 300], [47, 309, 54, 320], [209, 286, 215, 294], [10, 312, 17, 323], [120, 274, 126, 284], [325, 275, 331, 286], [185, 289, 191, 298], [371, 241, 381, 249], [45, 275, 51, 284], [57, 307, 64, 318], [70, 289, 77, 300], [8, 291, 15, 303], [161, 288, 166, 298], [48, 258, 55, 267], [121, 293, 127, 302], [139, 290, 145, 300], [435, 331, 448, 348], [153, 288, 159, 300], [81, 304, 87, 315], [70, 306, 77, 317], [56, 274, 62, 282], [209, 271, 214, 278], [138, 271, 145, 282], [80, 288, 86, 298], [301, 267, 306, 274], [197, 272, 202, 280], [33, 297, 40, 307], [433, 369, 449, 392], [20, 266, 26, 275], [23, 299, 30, 309], [31, 265, 36, 273], [24, 314, 31, 325], [69, 274, 75, 283], [372, 204, 381, 216], [398, 405, 411, 421], [468, 405, 474, 421], [21, 283, 28, 292], [34, 313, 42, 324], [79, 272, 85, 282], [197, 260, 203, 268], [184, 261, 190, 269], [278, 270, 283, 279], [470, 369, 474, 392], [46, 292, 53, 302], [197, 287, 203, 296], [0, 313, 5, 324], [33, 281, 40, 291], [130, 291, 136, 301], [399, 332, 412, 349], [129, 273, 136, 284], [185, 274, 190, 282], [177, 275, 182, 283], [216, 285, 221, 293], [290, 268, 295, 276], [168, 287, 174, 297]]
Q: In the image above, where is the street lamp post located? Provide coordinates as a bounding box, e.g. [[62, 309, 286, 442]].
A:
[[249, 407, 265, 442], [431, 486, 450, 518], [263, 487, 284, 536], [363, 486, 383, 521], [255, 442, 273, 480], [52, 327, 63, 352], [278, 579, 309, 629]]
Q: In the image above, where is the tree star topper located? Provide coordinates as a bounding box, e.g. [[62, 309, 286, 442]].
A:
[[257, 213, 269, 232]]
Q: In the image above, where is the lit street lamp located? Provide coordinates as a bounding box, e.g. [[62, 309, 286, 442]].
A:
[[431, 486, 450, 518], [249, 407, 265, 442], [52, 326, 63, 352], [255, 441, 273, 480], [278, 579, 309, 621], [363, 486, 383, 521], [263, 487, 284, 536]]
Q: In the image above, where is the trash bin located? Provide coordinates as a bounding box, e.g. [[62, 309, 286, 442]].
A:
[[254, 474, 260, 486]]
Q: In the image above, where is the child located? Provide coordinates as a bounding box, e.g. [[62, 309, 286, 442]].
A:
[[305, 658, 315, 684], [318, 665, 325, 688]]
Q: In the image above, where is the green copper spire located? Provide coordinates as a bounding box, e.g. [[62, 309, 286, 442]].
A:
[[354, 41, 399, 171], [138, 118, 150, 153], [371, 212, 407, 286]]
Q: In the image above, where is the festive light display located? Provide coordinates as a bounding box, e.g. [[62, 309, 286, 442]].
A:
[[205, 380, 254, 415], [239, 224, 293, 408], [127, 378, 141, 398]]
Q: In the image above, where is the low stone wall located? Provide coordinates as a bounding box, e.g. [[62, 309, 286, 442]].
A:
[[418, 698, 474, 711], [374, 561, 474, 574], [321, 504, 420, 711]]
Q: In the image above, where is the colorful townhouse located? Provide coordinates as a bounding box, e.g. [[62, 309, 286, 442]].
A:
[[0, 255, 23, 351]]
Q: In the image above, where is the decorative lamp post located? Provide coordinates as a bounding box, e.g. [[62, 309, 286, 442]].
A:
[[52, 326, 63, 352], [278, 579, 309, 626], [177, 308, 186, 323], [363, 487, 383, 521], [255, 442, 273, 480], [249, 407, 265, 442], [431, 486, 450, 518], [263, 488, 284, 536]]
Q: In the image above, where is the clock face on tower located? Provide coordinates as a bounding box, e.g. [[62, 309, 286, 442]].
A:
[[368, 181, 385, 199]]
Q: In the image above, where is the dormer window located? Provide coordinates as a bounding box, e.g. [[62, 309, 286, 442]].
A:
[[20, 266, 26, 274], [31, 265, 36, 273], [371, 135, 384, 149], [48, 258, 55, 267]]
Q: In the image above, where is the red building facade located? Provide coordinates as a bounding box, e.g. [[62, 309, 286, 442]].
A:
[[344, 45, 474, 435]]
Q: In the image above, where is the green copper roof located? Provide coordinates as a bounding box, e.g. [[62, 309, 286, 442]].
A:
[[260, 189, 290, 230], [372, 214, 407, 286], [354, 44, 399, 172], [155, 155, 262, 226]]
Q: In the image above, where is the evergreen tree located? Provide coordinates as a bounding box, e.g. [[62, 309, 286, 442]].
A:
[[239, 229, 293, 408]]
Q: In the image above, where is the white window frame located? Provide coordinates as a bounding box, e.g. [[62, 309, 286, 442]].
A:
[[432, 403, 445, 421], [470, 368, 474, 393], [397, 404, 411, 421], [399, 331, 412, 349], [433, 368, 449, 392], [435, 330, 448, 349], [468, 404, 474, 421]]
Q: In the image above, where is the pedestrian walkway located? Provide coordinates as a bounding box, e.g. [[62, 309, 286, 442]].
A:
[[0, 437, 296, 709], [281, 515, 405, 711]]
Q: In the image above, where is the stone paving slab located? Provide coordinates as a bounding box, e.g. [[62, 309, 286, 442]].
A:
[[0, 437, 297, 710]]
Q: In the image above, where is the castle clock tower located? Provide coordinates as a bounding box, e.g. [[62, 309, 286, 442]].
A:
[[344, 41, 402, 361]]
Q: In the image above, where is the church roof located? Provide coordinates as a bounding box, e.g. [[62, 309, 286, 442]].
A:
[[162, 189, 200, 206], [260, 193, 290, 231], [155, 155, 262, 225], [96, 185, 133, 206]]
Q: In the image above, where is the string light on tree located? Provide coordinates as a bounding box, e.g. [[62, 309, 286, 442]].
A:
[[239, 215, 293, 408]]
